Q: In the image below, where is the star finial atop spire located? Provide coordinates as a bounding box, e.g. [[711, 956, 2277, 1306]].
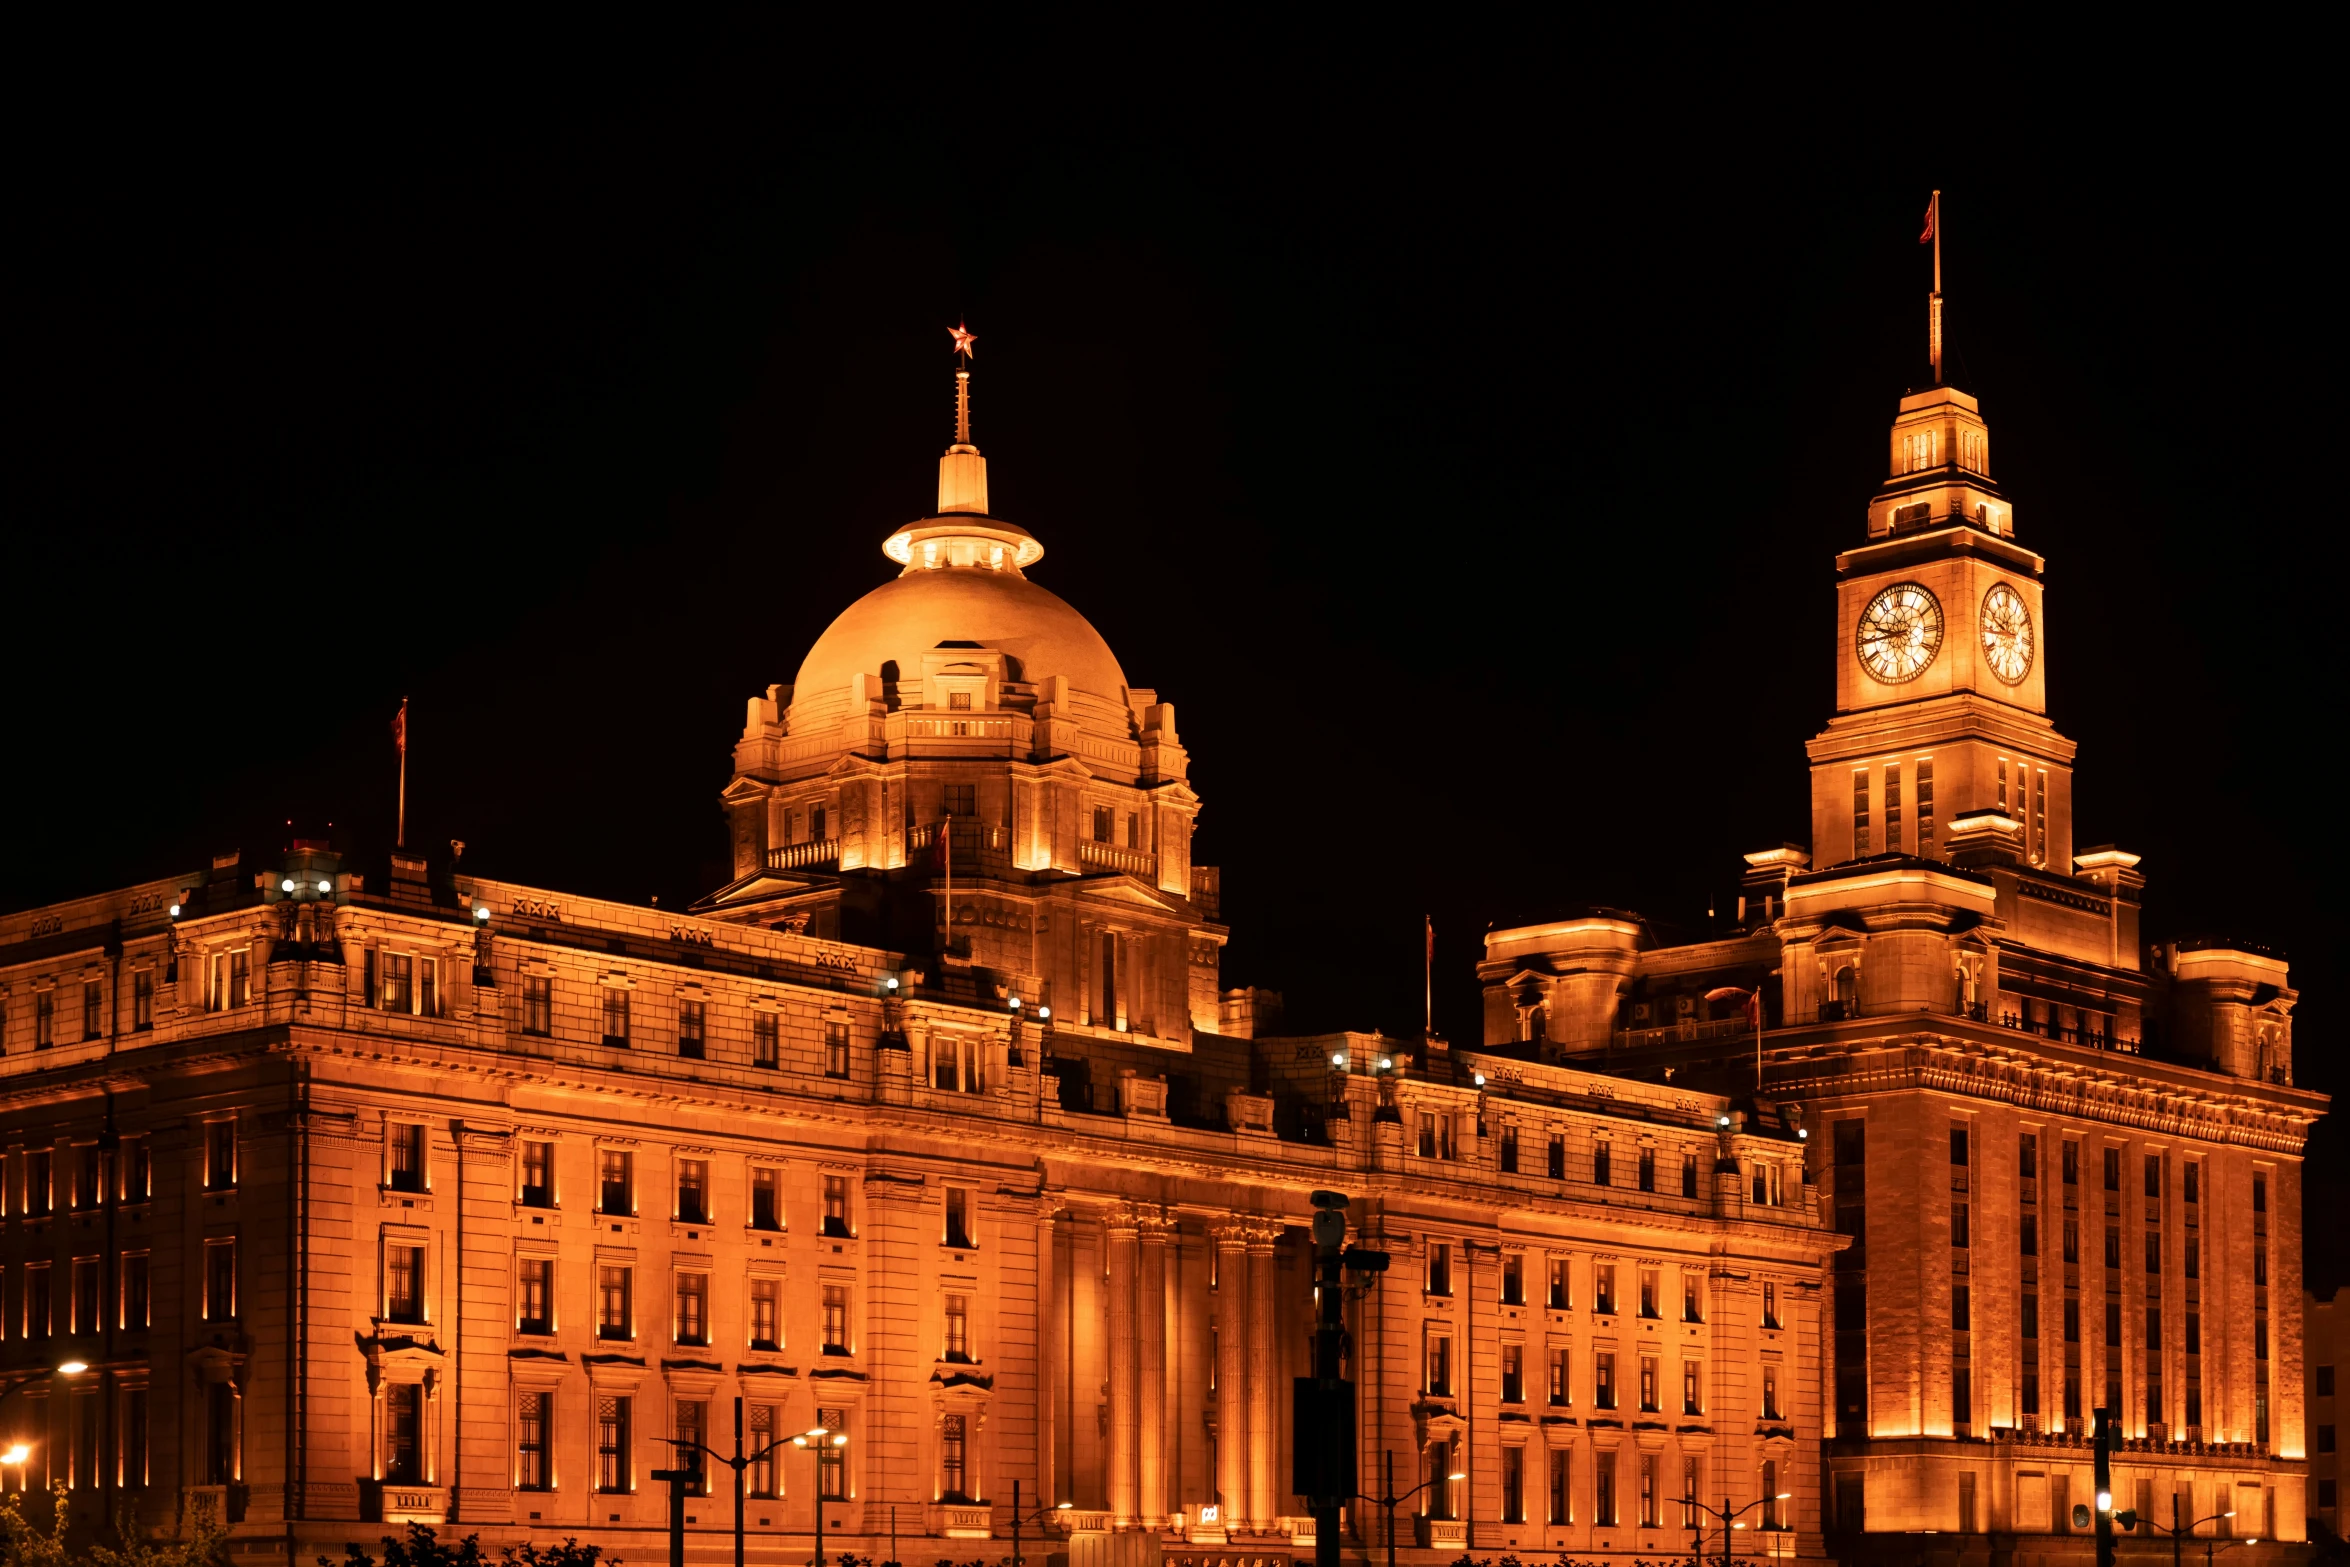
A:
[[949, 321, 977, 361]]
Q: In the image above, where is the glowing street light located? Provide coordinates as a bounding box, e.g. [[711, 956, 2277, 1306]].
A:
[[0, 1445, 27, 1466], [57, 1362, 88, 1377]]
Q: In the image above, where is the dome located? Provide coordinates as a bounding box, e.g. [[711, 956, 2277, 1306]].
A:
[[792, 563, 1128, 707]]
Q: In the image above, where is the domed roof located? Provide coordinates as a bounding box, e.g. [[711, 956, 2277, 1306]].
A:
[[792, 562, 1128, 706]]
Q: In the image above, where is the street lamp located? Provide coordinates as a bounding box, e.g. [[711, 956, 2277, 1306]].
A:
[[2114, 1495, 2241, 1567], [1005, 1479, 1072, 1567], [1353, 1450, 1468, 1567], [1688, 1491, 1793, 1567], [0, 1362, 92, 1490], [791, 1426, 850, 1567], [660, 1399, 837, 1567]]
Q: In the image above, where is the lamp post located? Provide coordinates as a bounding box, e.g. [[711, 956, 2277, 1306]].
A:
[[661, 1398, 818, 1567], [0, 1363, 91, 1493], [1006, 1478, 1072, 1567], [2114, 1494, 2239, 1567], [1354, 1449, 1468, 1567], [791, 1425, 850, 1567], [1685, 1491, 1791, 1567]]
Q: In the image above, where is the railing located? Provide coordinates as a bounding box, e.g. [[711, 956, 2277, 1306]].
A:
[[1609, 1016, 1754, 1050], [1077, 839, 1157, 879], [903, 716, 1017, 741], [1998, 1012, 2138, 1053], [768, 838, 840, 872], [906, 821, 1009, 856]]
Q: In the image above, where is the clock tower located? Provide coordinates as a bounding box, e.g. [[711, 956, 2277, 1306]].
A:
[[1806, 381, 2075, 870]]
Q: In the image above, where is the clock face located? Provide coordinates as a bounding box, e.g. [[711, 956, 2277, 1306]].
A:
[[1856, 582, 1944, 684], [1979, 583, 2034, 684]]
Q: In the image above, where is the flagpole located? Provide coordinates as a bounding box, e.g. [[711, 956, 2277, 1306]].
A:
[[395, 696, 409, 849], [1929, 189, 1944, 384], [1424, 914, 1434, 1042]]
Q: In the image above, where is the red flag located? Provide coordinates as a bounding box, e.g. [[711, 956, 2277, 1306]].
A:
[[1919, 195, 1937, 244], [1425, 914, 1435, 965], [391, 699, 407, 754]]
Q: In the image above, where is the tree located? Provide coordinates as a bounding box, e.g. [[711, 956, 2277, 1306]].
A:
[[324, 1525, 619, 1567]]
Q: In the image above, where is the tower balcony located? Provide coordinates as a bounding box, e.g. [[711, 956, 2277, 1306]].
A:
[[1077, 838, 1158, 880]]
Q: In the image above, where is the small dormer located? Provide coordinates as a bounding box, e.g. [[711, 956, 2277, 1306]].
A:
[[919, 645, 1005, 712], [1868, 385, 2013, 539]]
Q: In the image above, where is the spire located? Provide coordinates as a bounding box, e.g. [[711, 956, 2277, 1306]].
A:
[[1921, 190, 1944, 384], [938, 321, 988, 514]]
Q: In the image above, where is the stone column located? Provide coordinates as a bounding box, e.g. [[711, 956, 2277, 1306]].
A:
[[1138, 1210, 1170, 1528], [1246, 1221, 1280, 1533], [1106, 1206, 1141, 1527], [1212, 1221, 1251, 1521], [1038, 1199, 1062, 1513]]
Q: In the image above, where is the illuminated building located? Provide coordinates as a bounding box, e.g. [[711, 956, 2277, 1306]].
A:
[[0, 339, 1840, 1563], [1478, 367, 2324, 1556]]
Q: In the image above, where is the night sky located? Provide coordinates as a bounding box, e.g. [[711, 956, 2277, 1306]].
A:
[[9, 29, 2339, 1284]]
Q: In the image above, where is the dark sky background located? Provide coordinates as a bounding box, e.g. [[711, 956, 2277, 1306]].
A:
[[7, 26, 2340, 1284]]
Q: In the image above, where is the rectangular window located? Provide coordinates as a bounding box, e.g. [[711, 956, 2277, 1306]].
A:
[[2253, 1174, 2267, 1213], [1853, 769, 1871, 856], [1953, 1283, 1971, 1331], [678, 1000, 706, 1059], [1639, 1268, 1660, 1319], [1593, 1142, 1612, 1186], [1762, 1362, 1780, 1420], [1502, 1254, 1524, 1305], [1547, 1134, 1566, 1180], [120, 1386, 149, 1487], [753, 1010, 780, 1068], [1425, 1330, 1453, 1396], [81, 980, 102, 1041], [1501, 1343, 1524, 1403], [944, 782, 977, 816], [2145, 1154, 2162, 1198], [1639, 1354, 1659, 1412], [1499, 1125, 1519, 1173], [599, 1149, 632, 1215], [945, 1187, 974, 1248], [1092, 805, 1113, 841], [2146, 1230, 2162, 1273], [2023, 1293, 2039, 1340], [941, 1412, 970, 1500], [133, 969, 154, 1030], [598, 1265, 632, 1339], [674, 1271, 708, 1345], [943, 1292, 971, 1361], [521, 1141, 555, 1207], [518, 1257, 553, 1335], [72, 1257, 99, 1334], [523, 975, 553, 1037], [1547, 1257, 1569, 1310], [1427, 1242, 1452, 1297], [206, 1120, 237, 1189], [1683, 1359, 1702, 1415], [823, 1175, 852, 1237], [123, 1136, 149, 1202], [383, 952, 414, 1013], [1682, 1151, 1699, 1198], [752, 1168, 782, 1230], [27, 1262, 52, 1338], [209, 948, 252, 1011], [597, 1396, 630, 1492], [1595, 1264, 1616, 1315], [825, 1020, 849, 1078], [1638, 1147, 1656, 1192], [1916, 758, 1935, 846], [822, 1284, 850, 1354], [1549, 1449, 1571, 1524], [1763, 1459, 1784, 1529], [1595, 1351, 1617, 1409], [1640, 1451, 1659, 1526], [517, 1392, 549, 1490], [384, 1383, 424, 1483], [2184, 1161, 2199, 1204], [122, 1252, 149, 1330], [389, 1123, 427, 1193], [1952, 1200, 1969, 1248], [205, 1238, 237, 1321], [677, 1159, 709, 1224], [386, 1244, 425, 1324], [1762, 1280, 1779, 1329], [1502, 1444, 1525, 1524], [2033, 770, 2047, 865], [1547, 1345, 1569, 1405], [748, 1405, 777, 1497], [74, 1146, 102, 1211], [1885, 761, 1904, 851], [1950, 1125, 1969, 1165], [2022, 1213, 2039, 1256], [34, 989, 55, 1047], [2104, 1146, 2121, 1192], [750, 1278, 782, 1351], [1595, 1450, 1617, 1526], [1683, 1457, 1702, 1528], [602, 986, 630, 1046], [817, 1410, 847, 1498]]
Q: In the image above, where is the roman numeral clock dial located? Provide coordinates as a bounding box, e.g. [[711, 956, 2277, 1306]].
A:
[[1857, 581, 1944, 683], [1979, 582, 2035, 684]]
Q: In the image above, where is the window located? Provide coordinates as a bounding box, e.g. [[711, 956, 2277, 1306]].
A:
[[2146, 1230, 2162, 1273], [943, 1292, 971, 1361], [752, 1168, 782, 1231], [386, 1244, 425, 1324], [2020, 1133, 2038, 1179], [1917, 758, 1935, 846], [26, 1147, 53, 1216], [602, 986, 630, 1046], [947, 691, 973, 714], [122, 1136, 150, 1203], [120, 1385, 149, 1487], [2255, 1247, 2268, 1286], [517, 1392, 550, 1490], [122, 1252, 149, 1329], [748, 1406, 777, 1497], [209, 948, 251, 1011], [2253, 1174, 2267, 1213], [945, 1187, 974, 1249], [1682, 1457, 1703, 1528], [1547, 1257, 1569, 1310], [385, 1383, 424, 1483], [1950, 1125, 1969, 1165], [1548, 1449, 1571, 1524], [2317, 1364, 2334, 1397], [1640, 1452, 1660, 1526], [1953, 1284, 1971, 1331], [1502, 1344, 1524, 1403], [1593, 1142, 1611, 1186], [1547, 1134, 1566, 1180], [1547, 1345, 1569, 1405], [2022, 1214, 2039, 1256], [1595, 1449, 1617, 1525], [1885, 761, 1904, 851], [1594, 1351, 1616, 1409], [1594, 1264, 1616, 1315], [822, 1175, 852, 1237], [1638, 1148, 1655, 1192], [205, 1382, 237, 1485], [1852, 769, 1872, 855], [521, 1141, 554, 1207], [675, 1272, 708, 1346], [816, 1410, 847, 1498], [74, 1146, 103, 1210], [1682, 1151, 1699, 1198], [132, 969, 153, 1030], [523, 975, 553, 1036], [1762, 1362, 1780, 1420], [822, 1284, 850, 1354], [825, 1020, 849, 1078], [2064, 1299, 2081, 1343], [810, 804, 827, 841], [206, 1120, 237, 1189], [34, 989, 55, 1047], [679, 1000, 706, 1059], [1639, 1354, 1659, 1411], [750, 1278, 781, 1351], [382, 952, 420, 1014], [72, 1257, 99, 1333], [1503, 1444, 1525, 1523], [2064, 1218, 2080, 1263], [2063, 1139, 2079, 1185], [1761, 1280, 1779, 1329], [753, 1011, 780, 1068], [1639, 1268, 1660, 1318], [2103, 1147, 2121, 1191], [1952, 1200, 1970, 1249], [597, 1396, 631, 1492], [1502, 1254, 1524, 1306], [1425, 1330, 1453, 1397], [1427, 1242, 1452, 1297], [27, 1263, 52, 1338], [1091, 806, 1113, 841], [81, 980, 102, 1041], [598, 1266, 632, 1340], [1683, 1359, 1702, 1415], [1499, 1124, 1519, 1173], [599, 1149, 632, 1215], [2105, 1226, 2121, 1268], [388, 1123, 427, 1193], [1762, 1460, 1784, 1529], [940, 1412, 970, 1500], [677, 1159, 710, 1224], [518, 1258, 553, 1335], [205, 1238, 237, 1321], [2023, 1294, 2039, 1340]]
